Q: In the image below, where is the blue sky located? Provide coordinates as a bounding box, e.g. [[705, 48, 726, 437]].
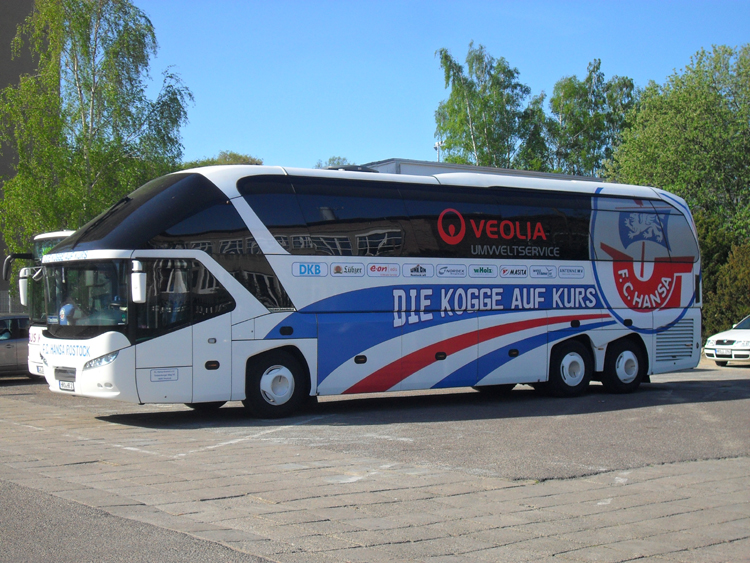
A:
[[136, 0, 750, 169]]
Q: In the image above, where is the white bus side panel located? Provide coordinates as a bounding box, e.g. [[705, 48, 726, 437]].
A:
[[193, 313, 232, 403], [135, 326, 192, 403]]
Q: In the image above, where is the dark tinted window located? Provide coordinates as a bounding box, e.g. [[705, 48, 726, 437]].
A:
[[402, 184, 591, 260], [591, 197, 698, 263], [240, 175, 416, 257], [237, 175, 313, 255], [291, 177, 411, 257], [55, 174, 227, 252], [148, 199, 294, 311], [400, 184, 499, 258], [135, 260, 235, 342]]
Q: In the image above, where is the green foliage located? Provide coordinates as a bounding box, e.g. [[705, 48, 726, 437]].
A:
[[435, 43, 535, 168], [181, 150, 262, 169], [315, 156, 352, 169], [608, 45, 750, 235], [695, 212, 739, 337], [548, 59, 637, 176], [434, 46, 636, 176], [703, 242, 750, 337], [0, 0, 192, 254]]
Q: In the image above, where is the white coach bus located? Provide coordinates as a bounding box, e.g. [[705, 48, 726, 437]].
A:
[[38, 166, 701, 416]]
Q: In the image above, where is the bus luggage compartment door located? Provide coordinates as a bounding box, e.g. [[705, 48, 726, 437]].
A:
[[192, 313, 232, 402], [135, 327, 193, 403]]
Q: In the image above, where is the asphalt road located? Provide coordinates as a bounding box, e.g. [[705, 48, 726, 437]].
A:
[[2, 358, 748, 482], [0, 480, 271, 563]]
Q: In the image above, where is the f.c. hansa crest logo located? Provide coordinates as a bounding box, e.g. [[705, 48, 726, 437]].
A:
[[592, 198, 695, 330]]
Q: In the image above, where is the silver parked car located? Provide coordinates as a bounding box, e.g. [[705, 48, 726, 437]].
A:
[[0, 314, 30, 375]]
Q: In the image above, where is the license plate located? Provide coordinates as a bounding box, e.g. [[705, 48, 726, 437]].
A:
[[717, 348, 732, 356], [59, 381, 74, 391]]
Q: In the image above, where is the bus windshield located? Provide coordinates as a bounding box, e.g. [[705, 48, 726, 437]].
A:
[[44, 261, 129, 338]]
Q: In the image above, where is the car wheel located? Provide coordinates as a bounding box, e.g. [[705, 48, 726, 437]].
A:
[[243, 350, 309, 418], [547, 340, 592, 397], [714, 360, 728, 367], [602, 340, 646, 394]]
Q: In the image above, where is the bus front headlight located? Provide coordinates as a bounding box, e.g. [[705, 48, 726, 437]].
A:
[[83, 351, 119, 371]]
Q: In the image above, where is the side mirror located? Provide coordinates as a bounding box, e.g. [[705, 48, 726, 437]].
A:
[[131, 261, 147, 304], [18, 267, 30, 307], [733, 323, 738, 328]]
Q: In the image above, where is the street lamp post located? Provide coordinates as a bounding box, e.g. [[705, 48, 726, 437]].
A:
[[434, 141, 445, 162]]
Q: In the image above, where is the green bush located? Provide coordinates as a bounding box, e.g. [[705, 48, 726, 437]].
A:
[[702, 242, 750, 337]]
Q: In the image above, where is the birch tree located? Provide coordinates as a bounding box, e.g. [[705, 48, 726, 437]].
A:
[[435, 43, 535, 168], [0, 0, 192, 253]]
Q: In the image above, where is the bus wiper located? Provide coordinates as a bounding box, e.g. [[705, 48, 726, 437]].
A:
[[72, 196, 132, 249]]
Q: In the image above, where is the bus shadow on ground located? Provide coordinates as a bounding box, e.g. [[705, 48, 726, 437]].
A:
[[0, 375, 43, 388], [99, 377, 750, 430]]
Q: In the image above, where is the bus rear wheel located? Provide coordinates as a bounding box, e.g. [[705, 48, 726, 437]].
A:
[[602, 340, 645, 394], [243, 350, 309, 418], [547, 340, 592, 397]]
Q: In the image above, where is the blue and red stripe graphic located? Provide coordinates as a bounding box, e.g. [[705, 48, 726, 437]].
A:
[[343, 313, 612, 394]]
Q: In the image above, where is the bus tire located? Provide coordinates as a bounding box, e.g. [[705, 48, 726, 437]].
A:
[[185, 401, 226, 411], [473, 384, 515, 396], [714, 360, 728, 367], [243, 350, 309, 418], [602, 339, 646, 394], [548, 340, 592, 397]]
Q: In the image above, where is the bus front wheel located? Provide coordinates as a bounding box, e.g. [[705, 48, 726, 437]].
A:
[[243, 350, 309, 418], [547, 340, 592, 397]]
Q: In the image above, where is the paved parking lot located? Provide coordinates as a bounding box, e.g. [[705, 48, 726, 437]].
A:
[[1, 358, 748, 562]]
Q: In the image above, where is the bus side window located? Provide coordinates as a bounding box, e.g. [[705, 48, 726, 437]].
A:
[[291, 177, 410, 257], [400, 184, 501, 258], [651, 201, 699, 263], [190, 261, 235, 322], [591, 197, 692, 263], [237, 175, 313, 255], [135, 260, 236, 342]]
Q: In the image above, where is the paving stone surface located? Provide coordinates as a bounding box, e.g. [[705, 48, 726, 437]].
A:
[[1, 365, 749, 562]]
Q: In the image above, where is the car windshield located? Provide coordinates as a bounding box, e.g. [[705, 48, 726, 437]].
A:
[[734, 316, 750, 330], [44, 261, 129, 339]]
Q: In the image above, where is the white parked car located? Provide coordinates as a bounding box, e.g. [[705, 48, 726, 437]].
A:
[[704, 315, 750, 366]]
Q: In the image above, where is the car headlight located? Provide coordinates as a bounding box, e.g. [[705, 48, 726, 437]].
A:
[[735, 341, 750, 347], [706, 340, 716, 347], [83, 351, 119, 371]]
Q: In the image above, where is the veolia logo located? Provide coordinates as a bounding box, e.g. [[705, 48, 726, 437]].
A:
[[438, 208, 466, 245]]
